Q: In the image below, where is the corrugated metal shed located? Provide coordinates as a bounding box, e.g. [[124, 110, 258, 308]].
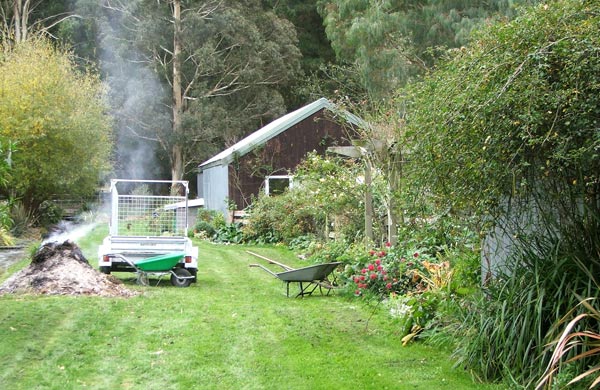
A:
[[197, 97, 362, 216], [199, 97, 361, 170]]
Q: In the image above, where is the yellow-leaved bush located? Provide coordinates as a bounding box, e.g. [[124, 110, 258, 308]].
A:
[[0, 38, 112, 208]]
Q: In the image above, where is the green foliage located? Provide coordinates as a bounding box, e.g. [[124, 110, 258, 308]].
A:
[[344, 244, 441, 297], [0, 199, 14, 245], [395, 218, 481, 291], [193, 221, 216, 239], [0, 226, 14, 246], [454, 235, 599, 387], [262, 0, 336, 107], [244, 152, 369, 244], [213, 223, 244, 244], [317, 0, 536, 97], [397, 1, 600, 385], [0, 138, 13, 190], [447, 248, 481, 292], [71, 0, 303, 179], [8, 200, 33, 237], [192, 208, 223, 239], [287, 234, 317, 252], [305, 239, 355, 264], [0, 38, 112, 210], [243, 192, 311, 244], [36, 200, 64, 228], [0, 201, 12, 230], [293, 152, 368, 239], [385, 291, 442, 341], [401, 0, 600, 225]]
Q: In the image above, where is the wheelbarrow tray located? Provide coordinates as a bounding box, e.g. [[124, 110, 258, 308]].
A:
[[134, 252, 184, 272], [276, 262, 341, 282], [247, 250, 342, 297]]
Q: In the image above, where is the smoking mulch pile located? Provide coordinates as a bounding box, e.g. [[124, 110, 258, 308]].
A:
[[0, 240, 136, 297]]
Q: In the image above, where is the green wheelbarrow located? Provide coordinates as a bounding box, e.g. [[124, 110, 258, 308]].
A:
[[106, 253, 194, 287]]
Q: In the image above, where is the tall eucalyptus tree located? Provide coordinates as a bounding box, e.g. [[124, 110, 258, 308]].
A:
[[67, 0, 302, 183]]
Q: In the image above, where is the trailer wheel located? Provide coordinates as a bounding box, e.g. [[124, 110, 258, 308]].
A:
[[99, 266, 111, 275], [171, 268, 192, 287]]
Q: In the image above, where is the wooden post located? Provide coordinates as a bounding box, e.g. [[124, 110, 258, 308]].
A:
[[364, 158, 374, 245]]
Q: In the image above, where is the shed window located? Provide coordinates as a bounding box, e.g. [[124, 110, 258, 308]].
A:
[[265, 175, 293, 196]]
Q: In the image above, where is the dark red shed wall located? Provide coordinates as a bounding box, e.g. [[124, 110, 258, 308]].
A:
[[228, 109, 353, 209]]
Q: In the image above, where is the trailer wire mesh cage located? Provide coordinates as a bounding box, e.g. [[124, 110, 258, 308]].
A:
[[110, 180, 189, 237]]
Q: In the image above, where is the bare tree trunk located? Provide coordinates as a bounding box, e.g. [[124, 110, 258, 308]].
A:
[[10, 0, 31, 42], [13, 0, 21, 42], [171, 0, 184, 182]]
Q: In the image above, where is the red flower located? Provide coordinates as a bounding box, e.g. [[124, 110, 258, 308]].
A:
[[383, 275, 388, 281], [385, 242, 391, 247], [379, 251, 386, 257], [375, 259, 381, 266], [370, 273, 377, 280], [353, 277, 360, 284], [386, 283, 392, 289], [377, 265, 383, 272], [369, 250, 376, 256], [414, 252, 419, 258], [361, 268, 367, 274], [407, 262, 414, 267], [355, 290, 361, 296], [368, 264, 375, 271], [359, 275, 365, 281]]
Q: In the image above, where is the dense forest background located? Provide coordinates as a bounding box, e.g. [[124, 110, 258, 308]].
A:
[[0, 0, 539, 192]]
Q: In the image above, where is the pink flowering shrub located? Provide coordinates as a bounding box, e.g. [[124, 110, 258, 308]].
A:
[[346, 243, 435, 297]]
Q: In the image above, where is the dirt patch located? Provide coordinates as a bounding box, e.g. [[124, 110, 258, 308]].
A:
[[0, 240, 136, 297]]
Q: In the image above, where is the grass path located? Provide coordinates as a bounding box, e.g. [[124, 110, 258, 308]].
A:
[[0, 231, 506, 389]]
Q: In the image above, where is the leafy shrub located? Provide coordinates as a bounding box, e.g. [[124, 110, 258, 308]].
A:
[[244, 153, 369, 244], [448, 248, 480, 292], [307, 239, 355, 264], [194, 220, 216, 238], [214, 223, 244, 244], [243, 191, 319, 244], [0, 226, 14, 246], [0, 200, 12, 230], [37, 200, 63, 228], [191, 209, 226, 240], [385, 291, 442, 342], [288, 234, 317, 252], [196, 208, 221, 224], [344, 244, 436, 297], [9, 200, 34, 237]]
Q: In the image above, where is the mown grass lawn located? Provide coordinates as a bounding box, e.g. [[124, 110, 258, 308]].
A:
[[0, 226, 506, 389]]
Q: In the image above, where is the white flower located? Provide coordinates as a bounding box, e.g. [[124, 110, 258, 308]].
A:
[[390, 303, 412, 318]]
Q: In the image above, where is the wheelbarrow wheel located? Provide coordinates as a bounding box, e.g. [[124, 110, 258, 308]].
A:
[[171, 268, 192, 287]]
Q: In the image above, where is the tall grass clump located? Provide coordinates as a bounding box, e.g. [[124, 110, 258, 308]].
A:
[[453, 192, 600, 387]]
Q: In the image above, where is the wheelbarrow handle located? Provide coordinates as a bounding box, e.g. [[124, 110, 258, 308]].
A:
[[249, 263, 279, 278]]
